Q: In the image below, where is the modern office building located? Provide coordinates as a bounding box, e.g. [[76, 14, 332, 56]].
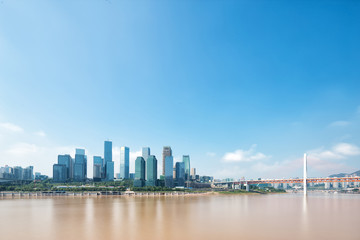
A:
[[93, 156, 103, 181], [104, 141, 114, 181], [183, 155, 191, 181], [162, 146, 172, 175], [142, 147, 150, 161], [104, 141, 112, 162], [134, 156, 146, 187], [146, 155, 157, 186], [58, 154, 73, 180], [53, 164, 67, 182], [120, 146, 129, 179], [105, 161, 114, 181], [164, 156, 174, 187], [23, 166, 34, 181], [175, 162, 185, 187], [74, 148, 87, 182], [13, 166, 23, 180], [191, 168, 196, 180]]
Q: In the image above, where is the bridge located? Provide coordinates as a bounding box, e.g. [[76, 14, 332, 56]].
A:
[[213, 154, 360, 194]]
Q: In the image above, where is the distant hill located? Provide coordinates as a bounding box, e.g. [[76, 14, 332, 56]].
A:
[[329, 170, 360, 178]]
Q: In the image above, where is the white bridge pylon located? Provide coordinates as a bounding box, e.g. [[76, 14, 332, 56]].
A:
[[304, 153, 307, 196]]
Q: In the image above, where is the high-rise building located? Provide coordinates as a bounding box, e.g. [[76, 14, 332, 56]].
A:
[[120, 146, 129, 179], [105, 161, 114, 181], [175, 162, 185, 187], [104, 141, 114, 181], [13, 166, 23, 180], [142, 147, 150, 161], [191, 168, 196, 180], [134, 157, 145, 187], [183, 155, 191, 181], [74, 148, 87, 182], [104, 141, 112, 162], [162, 146, 172, 175], [23, 166, 34, 181], [58, 154, 73, 180], [146, 155, 157, 186], [164, 156, 174, 188], [53, 164, 67, 182], [93, 156, 103, 181]]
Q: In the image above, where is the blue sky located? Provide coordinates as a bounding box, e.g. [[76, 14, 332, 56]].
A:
[[0, 0, 359, 179]]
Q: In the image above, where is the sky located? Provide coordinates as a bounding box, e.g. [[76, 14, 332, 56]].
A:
[[0, 0, 359, 180]]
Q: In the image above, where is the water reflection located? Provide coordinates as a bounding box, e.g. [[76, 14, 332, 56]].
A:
[[1, 194, 360, 240]]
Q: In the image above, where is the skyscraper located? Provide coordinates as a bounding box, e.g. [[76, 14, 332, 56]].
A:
[[162, 146, 172, 175], [104, 141, 112, 162], [104, 141, 114, 181], [164, 156, 174, 188], [142, 147, 150, 161], [191, 168, 196, 180], [74, 148, 87, 182], [120, 146, 129, 179], [58, 154, 73, 180], [105, 161, 114, 181], [134, 156, 145, 187], [183, 155, 190, 181], [146, 155, 157, 186], [93, 156, 103, 181], [175, 162, 185, 187], [53, 164, 67, 182]]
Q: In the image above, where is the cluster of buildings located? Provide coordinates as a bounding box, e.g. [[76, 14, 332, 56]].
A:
[[0, 165, 34, 181], [52, 140, 206, 188]]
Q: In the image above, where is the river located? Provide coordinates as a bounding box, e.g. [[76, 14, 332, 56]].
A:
[[0, 193, 359, 240]]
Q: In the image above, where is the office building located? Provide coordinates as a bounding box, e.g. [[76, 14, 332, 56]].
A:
[[162, 146, 172, 175], [104, 141, 114, 181], [58, 154, 73, 180], [142, 147, 150, 161], [183, 155, 191, 181], [120, 146, 129, 179], [146, 155, 157, 186], [134, 157, 145, 187], [164, 156, 174, 187], [23, 166, 34, 181], [53, 164, 67, 182], [191, 168, 196, 180], [175, 162, 185, 187], [105, 161, 114, 181], [93, 156, 103, 181], [74, 148, 87, 182]]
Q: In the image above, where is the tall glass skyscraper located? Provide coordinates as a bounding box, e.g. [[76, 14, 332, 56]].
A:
[[104, 141, 112, 162], [164, 156, 174, 187], [162, 146, 172, 175], [146, 155, 157, 186], [93, 156, 103, 181], [104, 141, 114, 181], [58, 154, 73, 180], [120, 146, 129, 179], [74, 148, 87, 182], [142, 147, 150, 161], [175, 162, 185, 187], [183, 155, 190, 181], [134, 156, 145, 187]]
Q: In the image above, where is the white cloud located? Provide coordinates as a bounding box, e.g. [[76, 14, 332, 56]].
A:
[[309, 143, 360, 161], [34, 131, 46, 137], [6, 142, 39, 156], [329, 121, 350, 127], [222, 145, 269, 162], [0, 122, 23, 132]]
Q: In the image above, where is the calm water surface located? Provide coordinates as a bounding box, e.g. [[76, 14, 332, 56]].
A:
[[0, 193, 359, 240]]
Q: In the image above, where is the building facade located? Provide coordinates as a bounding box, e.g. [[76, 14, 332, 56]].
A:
[[74, 148, 87, 182], [134, 156, 145, 187], [162, 146, 172, 176], [120, 146, 129, 179], [53, 164, 67, 182], [164, 156, 174, 188], [183, 155, 191, 181], [146, 155, 157, 186]]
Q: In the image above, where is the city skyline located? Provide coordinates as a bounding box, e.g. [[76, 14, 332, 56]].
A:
[[0, 1, 360, 180]]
